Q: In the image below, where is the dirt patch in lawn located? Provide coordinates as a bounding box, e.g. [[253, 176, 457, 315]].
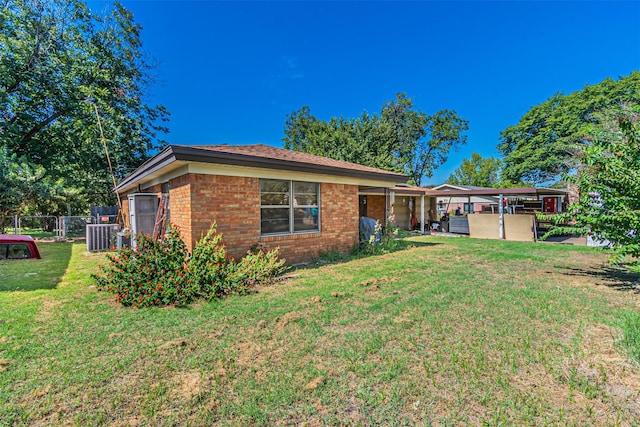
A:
[[34, 297, 64, 323], [172, 371, 202, 400], [510, 324, 640, 424], [570, 324, 640, 418]]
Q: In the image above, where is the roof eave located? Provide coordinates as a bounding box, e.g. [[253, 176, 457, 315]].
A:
[[114, 146, 176, 193], [115, 145, 408, 192], [172, 146, 407, 182]]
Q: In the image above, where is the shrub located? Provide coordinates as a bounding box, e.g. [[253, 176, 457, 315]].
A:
[[228, 247, 287, 294], [95, 223, 287, 307], [358, 215, 405, 255], [94, 227, 197, 307], [189, 222, 231, 299]]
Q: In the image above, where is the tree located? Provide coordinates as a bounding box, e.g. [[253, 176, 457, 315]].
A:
[[549, 105, 640, 263], [283, 93, 468, 186], [447, 152, 502, 187], [0, 0, 169, 213], [381, 94, 469, 185], [498, 72, 640, 185]]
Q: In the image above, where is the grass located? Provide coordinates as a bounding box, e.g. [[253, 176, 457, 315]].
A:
[[1, 237, 640, 425], [0, 242, 72, 291]]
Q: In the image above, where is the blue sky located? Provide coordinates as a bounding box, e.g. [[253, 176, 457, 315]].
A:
[[90, 0, 640, 184]]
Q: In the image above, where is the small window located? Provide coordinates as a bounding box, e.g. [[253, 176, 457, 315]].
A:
[[260, 179, 320, 235], [464, 203, 474, 214], [0, 244, 32, 260]]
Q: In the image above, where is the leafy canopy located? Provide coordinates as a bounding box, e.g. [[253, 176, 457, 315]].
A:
[[498, 72, 640, 185], [283, 93, 468, 186], [446, 152, 503, 188], [0, 0, 169, 214], [549, 106, 640, 263], [0, 147, 63, 217]]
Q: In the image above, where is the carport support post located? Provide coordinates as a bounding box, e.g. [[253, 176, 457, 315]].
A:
[[420, 194, 425, 234], [498, 193, 505, 240]]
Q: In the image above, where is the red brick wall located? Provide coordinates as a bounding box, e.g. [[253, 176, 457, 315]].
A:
[[188, 174, 261, 259], [367, 195, 386, 224], [260, 183, 359, 264], [122, 173, 360, 264], [168, 175, 193, 247], [191, 175, 359, 264]]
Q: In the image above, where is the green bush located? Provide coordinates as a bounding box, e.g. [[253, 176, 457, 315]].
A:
[[189, 222, 231, 299], [358, 215, 405, 255], [94, 227, 197, 307], [228, 247, 287, 294], [95, 223, 287, 307]]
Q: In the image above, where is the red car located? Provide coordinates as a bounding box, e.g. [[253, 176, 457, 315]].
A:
[[0, 235, 42, 260]]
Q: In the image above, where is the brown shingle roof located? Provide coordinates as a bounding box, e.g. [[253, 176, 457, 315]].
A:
[[115, 144, 408, 193], [186, 144, 405, 177]]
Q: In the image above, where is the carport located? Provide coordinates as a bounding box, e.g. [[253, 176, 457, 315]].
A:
[[424, 187, 569, 240]]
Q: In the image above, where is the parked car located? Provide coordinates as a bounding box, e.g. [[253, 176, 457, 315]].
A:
[[0, 235, 42, 260]]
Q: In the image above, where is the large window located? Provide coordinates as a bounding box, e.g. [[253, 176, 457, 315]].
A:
[[260, 179, 320, 235]]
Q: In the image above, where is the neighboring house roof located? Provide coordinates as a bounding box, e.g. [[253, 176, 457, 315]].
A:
[[115, 144, 408, 193], [432, 183, 492, 191], [360, 184, 567, 198], [424, 187, 568, 197], [360, 184, 427, 196]]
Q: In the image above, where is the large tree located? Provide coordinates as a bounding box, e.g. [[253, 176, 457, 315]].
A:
[[0, 147, 62, 217], [549, 106, 640, 264], [498, 72, 640, 185], [0, 0, 169, 214], [283, 93, 468, 186], [446, 152, 503, 187]]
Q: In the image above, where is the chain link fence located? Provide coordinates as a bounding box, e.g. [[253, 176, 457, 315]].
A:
[[60, 216, 96, 239], [0, 216, 18, 234], [1, 215, 117, 240], [18, 216, 60, 240]]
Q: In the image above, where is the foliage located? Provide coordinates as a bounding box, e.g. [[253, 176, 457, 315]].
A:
[[498, 71, 640, 185], [94, 227, 196, 307], [546, 106, 640, 262], [0, 0, 169, 214], [95, 223, 287, 307], [283, 93, 468, 186], [189, 222, 231, 299], [358, 214, 407, 255], [0, 147, 63, 216], [227, 247, 287, 294], [446, 152, 503, 187]]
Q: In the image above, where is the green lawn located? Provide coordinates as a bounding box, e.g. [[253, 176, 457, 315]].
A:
[[1, 238, 639, 426]]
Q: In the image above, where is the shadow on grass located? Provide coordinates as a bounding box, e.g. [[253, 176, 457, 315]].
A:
[[561, 265, 640, 293], [0, 242, 73, 292]]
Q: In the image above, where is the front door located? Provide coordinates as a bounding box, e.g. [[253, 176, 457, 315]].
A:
[[359, 195, 367, 218], [543, 197, 557, 213]]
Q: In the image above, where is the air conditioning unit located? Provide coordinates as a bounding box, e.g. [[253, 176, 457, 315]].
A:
[[128, 194, 159, 249], [86, 224, 119, 252]]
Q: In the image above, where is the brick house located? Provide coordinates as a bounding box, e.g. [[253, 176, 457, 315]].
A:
[[114, 144, 408, 264]]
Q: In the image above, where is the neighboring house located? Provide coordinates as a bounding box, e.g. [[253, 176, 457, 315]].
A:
[[432, 184, 501, 215], [114, 144, 408, 264]]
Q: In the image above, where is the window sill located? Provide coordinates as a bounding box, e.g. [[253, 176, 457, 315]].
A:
[[260, 230, 321, 240]]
